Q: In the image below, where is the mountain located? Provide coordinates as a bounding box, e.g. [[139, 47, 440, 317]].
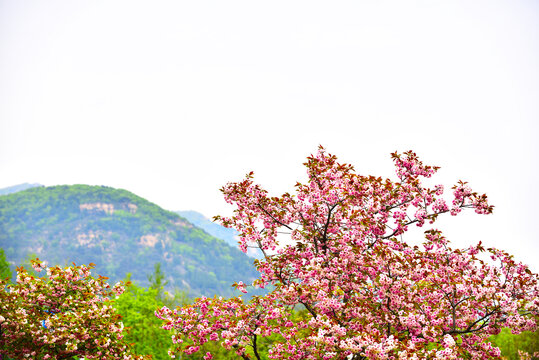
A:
[[177, 210, 262, 258], [0, 183, 43, 196], [0, 185, 259, 297], [176, 210, 238, 247]]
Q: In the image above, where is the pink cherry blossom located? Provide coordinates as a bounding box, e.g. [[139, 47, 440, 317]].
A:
[[157, 148, 537, 360]]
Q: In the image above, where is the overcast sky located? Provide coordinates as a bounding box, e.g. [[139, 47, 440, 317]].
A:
[[1, 1, 537, 269]]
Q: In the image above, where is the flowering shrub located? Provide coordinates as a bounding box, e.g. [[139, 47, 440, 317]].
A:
[[157, 148, 539, 359], [0, 259, 149, 359], [516, 349, 539, 360]]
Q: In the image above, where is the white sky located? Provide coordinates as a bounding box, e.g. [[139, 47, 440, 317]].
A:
[[1, 1, 538, 270]]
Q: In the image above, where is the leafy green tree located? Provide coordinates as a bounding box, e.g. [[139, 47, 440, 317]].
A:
[[113, 265, 194, 360], [148, 262, 168, 300], [489, 325, 539, 360], [113, 274, 174, 360], [0, 248, 11, 281]]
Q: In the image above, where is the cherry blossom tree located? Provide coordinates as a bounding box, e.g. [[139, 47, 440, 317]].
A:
[[0, 259, 150, 360], [156, 147, 539, 359]]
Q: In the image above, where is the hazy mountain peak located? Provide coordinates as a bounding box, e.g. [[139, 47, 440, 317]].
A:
[[0, 183, 43, 196], [176, 210, 262, 258]]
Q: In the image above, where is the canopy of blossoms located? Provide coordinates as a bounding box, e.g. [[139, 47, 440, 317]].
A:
[[156, 148, 538, 359]]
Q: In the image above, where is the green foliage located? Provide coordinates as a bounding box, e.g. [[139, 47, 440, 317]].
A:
[[113, 267, 197, 360], [0, 248, 11, 281], [489, 326, 539, 359], [148, 262, 168, 299], [113, 274, 174, 360]]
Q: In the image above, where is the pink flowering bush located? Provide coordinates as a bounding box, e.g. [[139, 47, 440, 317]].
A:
[[0, 259, 150, 359], [517, 349, 539, 360], [156, 148, 539, 359]]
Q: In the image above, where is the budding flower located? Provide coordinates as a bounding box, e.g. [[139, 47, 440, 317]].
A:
[[237, 281, 247, 294], [0, 315, 5, 323]]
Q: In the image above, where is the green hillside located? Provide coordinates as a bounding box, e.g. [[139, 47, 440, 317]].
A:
[[0, 185, 258, 297]]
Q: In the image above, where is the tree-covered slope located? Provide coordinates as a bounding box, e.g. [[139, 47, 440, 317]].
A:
[[0, 185, 258, 297]]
